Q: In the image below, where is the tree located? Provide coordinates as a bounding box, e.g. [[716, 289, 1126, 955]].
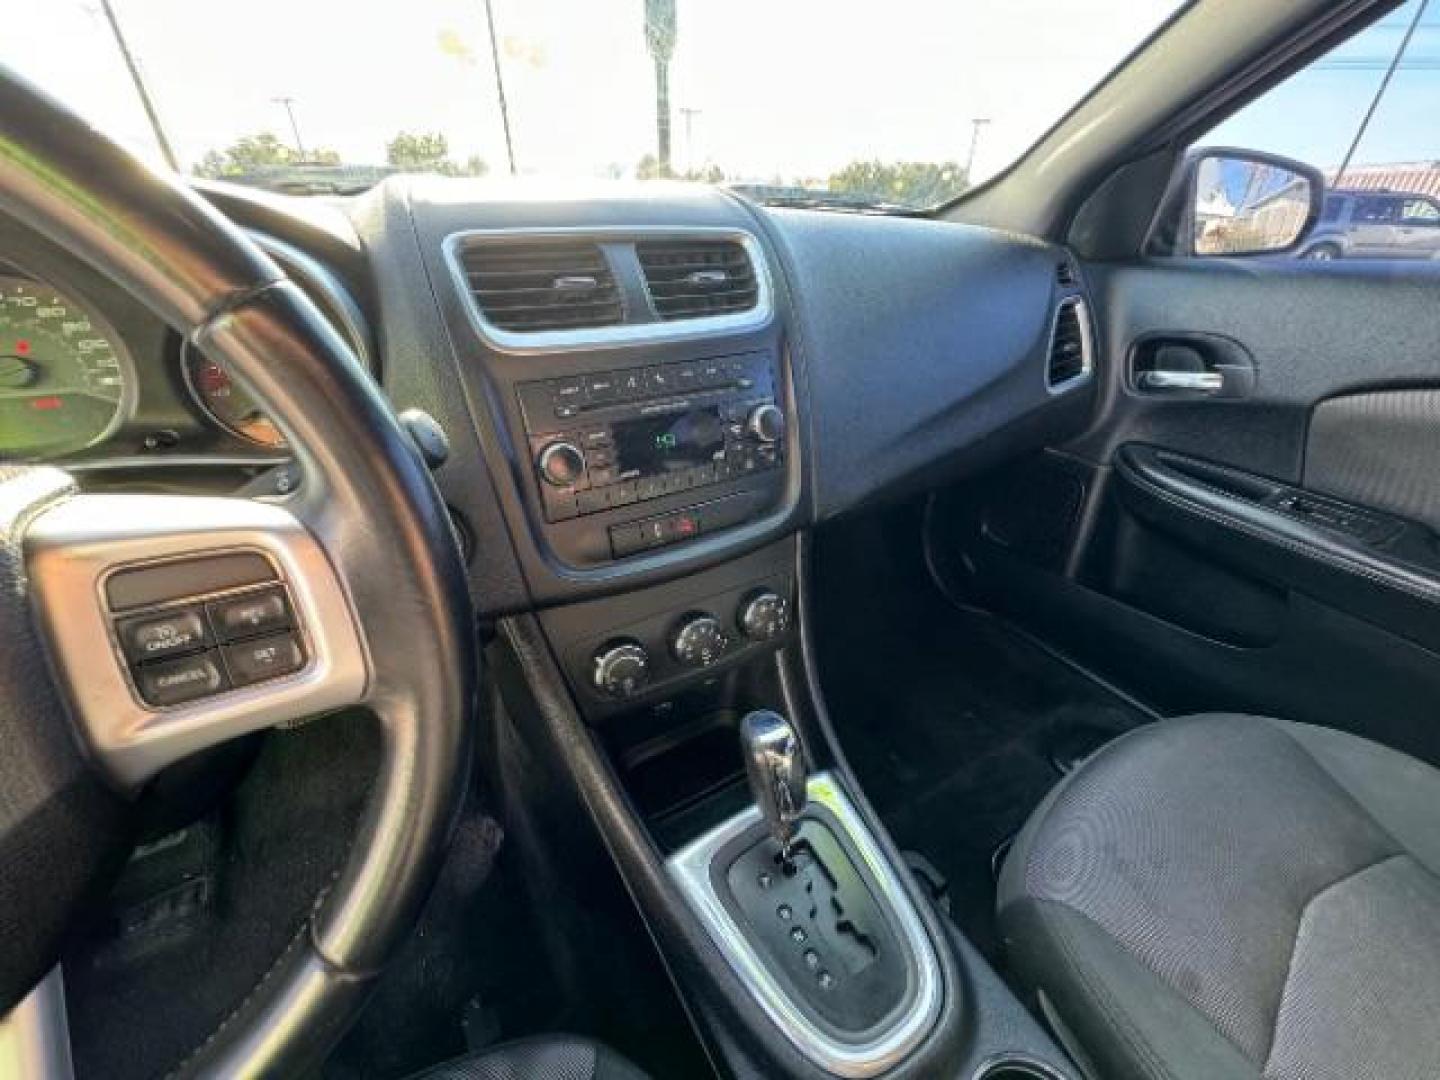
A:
[[193, 131, 339, 178], [827, 160, 969, 207], [385, 132, 488, 177]]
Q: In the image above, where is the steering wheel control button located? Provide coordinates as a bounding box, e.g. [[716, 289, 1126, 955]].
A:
[[738, 590, 791, 642], [208, 587, 291, 642], [223, 632, 306, 687], [118, 608, 209, 663], [671, 614, 729, 667], [592, 640, 650, 699], [136, 651, 226, 707]]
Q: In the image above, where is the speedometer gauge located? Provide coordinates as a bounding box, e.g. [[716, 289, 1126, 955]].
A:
[[0, 275, 132, 458], [181, 341, 286, 449]]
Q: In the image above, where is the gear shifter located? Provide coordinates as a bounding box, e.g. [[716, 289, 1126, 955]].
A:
[[739, 710, 807, 859]]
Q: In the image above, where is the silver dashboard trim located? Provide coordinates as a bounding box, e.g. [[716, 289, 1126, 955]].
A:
[[1044, 294, 1095, 395], [442, 226, 774, 354], [667, 771, 943, 1077], [24, 493, 369, 789], [0, 968, 73, 1080]]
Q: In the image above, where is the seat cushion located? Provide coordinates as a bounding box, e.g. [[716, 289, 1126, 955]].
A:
[[410, 1035, 649, 1080], [997, 714, 1440, 1080]]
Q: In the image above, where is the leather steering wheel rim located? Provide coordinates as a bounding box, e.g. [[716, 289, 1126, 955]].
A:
[[0, 70, 476, 1075]]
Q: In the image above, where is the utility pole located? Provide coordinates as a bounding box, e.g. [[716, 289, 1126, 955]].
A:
[[965, 117, 991, 182], [272, 97, 307, 159], [679, 106, 702, 174], [99, 0, 180, 171], [481, 0, 518, 175]]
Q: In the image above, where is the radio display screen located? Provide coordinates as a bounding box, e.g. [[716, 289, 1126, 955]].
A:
[[613, 408, 725, 475]]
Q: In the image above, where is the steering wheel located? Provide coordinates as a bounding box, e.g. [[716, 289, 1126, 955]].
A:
[[0, 71, 475, 1074]]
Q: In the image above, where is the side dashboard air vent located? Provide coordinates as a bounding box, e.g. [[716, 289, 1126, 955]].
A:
[[637, 239, 759, 321], [1047, 296, 1092, 390], [458, 240, 623, 332]]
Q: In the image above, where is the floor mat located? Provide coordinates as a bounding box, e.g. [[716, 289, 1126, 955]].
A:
[[811, 505, 1152, 962]]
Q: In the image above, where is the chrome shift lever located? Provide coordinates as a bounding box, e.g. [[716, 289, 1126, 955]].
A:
[[739, 710, 807, 859]]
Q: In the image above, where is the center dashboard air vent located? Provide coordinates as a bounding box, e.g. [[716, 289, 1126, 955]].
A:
[[637, 239, 759, 321], [1047, 296, 1092, 390], [458, 240, 624, 332]]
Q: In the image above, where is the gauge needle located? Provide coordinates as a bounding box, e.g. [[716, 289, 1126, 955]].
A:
[[0, 355, 39, 389]]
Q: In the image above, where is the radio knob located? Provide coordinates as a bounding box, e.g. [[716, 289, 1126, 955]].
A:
[[593, 640, 650, 698], [671, 613, 729, 668], [738, 589, 791, 642], [537, 440, 586, 487], [747, 404, 785, 444]]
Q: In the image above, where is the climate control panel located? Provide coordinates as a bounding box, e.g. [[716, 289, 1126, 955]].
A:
[[582, 586, 792, 703]]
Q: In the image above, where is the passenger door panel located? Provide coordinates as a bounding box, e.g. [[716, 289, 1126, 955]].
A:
[[931, 259, 1440, 762]]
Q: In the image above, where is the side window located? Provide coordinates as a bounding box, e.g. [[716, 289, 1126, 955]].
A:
[[1353, 197, 1399, 224], [1401, 198, 1440, 226], [1201, 0, 1440, 261]]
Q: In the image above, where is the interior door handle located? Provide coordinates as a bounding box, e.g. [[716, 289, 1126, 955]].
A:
[[1136, 370, 1224, 392]]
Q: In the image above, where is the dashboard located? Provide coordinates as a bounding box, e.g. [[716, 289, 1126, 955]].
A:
[[0, 176, 1096, 617]]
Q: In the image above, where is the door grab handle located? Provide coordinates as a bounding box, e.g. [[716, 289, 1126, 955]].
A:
[[1136, 370, 1224, 392]]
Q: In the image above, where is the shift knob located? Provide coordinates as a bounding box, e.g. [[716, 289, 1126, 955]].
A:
[[739, 710, 807, 857]]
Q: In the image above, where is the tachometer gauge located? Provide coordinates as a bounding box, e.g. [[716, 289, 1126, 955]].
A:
[[0, 275, 133, 458], [181, 341, 286, 450]]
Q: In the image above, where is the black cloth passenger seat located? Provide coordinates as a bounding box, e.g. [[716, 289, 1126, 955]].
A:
[[411, 1034, 649, 1080]]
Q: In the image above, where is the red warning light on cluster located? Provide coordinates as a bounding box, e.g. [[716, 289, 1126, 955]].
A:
[[15, 340, 30, 355], [30, 396, 63, 411]]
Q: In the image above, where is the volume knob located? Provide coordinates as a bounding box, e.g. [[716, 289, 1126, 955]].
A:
[[746, 404, 785, 444], [538, 441, 586, 487]]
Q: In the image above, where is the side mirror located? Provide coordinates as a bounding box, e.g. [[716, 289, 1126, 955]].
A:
[[1155, 148, 1325, 257]]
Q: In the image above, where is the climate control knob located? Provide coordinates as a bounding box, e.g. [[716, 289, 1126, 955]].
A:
[[592, 640, 650, 699], [671, 613, 729, 668], [737, 589, 791, 642], [746, 403, 785, 444], [537, 441, 585, 487]]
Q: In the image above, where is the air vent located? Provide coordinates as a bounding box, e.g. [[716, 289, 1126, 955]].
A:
[[1047, 297, 1092, 390], [459, 240, 623, 332], [1056, 258, 1078, 287], [637, 239, 759, 321]]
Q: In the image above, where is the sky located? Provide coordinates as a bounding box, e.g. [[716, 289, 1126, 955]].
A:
[[5, 1, 1435, 189], [1211, 0, 1440, 171], [5, 0, 1183, 184]]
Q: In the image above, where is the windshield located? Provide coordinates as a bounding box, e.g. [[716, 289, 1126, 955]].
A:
[[10, 0, 1183, 210]]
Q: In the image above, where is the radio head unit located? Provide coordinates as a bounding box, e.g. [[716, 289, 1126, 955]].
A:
[[515, 351, 788, 562]]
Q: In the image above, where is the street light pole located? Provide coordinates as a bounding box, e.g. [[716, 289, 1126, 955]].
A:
[[99, 0, 180, 171], [481, 0, 518, 175], [272, 97, 307, 159]]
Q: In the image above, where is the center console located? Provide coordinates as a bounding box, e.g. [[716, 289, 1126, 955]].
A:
[[401, 190, 1073, 1079]]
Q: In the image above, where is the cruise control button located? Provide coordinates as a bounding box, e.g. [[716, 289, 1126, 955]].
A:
[[118, 608, 208, 663], [136, 650, 226, 707], [208, 587, 291, 642], [224, 631, 305, 687]]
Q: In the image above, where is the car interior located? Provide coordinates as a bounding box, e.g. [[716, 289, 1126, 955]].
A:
[[6, 0, 1440, 1078]]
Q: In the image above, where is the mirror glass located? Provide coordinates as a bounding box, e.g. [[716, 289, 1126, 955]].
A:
[[1193, 155, 1317, 255]]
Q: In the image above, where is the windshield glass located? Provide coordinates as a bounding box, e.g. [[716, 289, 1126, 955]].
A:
[[9, 0, 1184, 209]]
